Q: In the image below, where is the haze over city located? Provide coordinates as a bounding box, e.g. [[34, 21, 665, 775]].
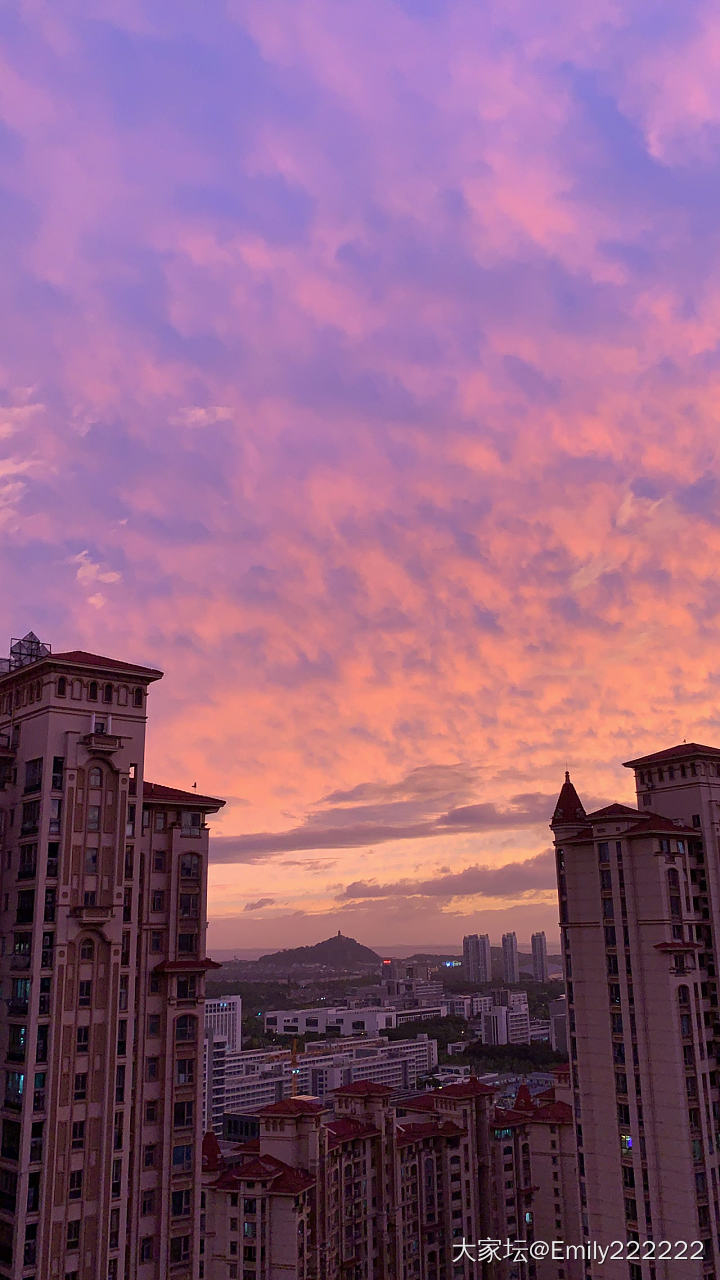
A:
[[3, 2, 720, 949]]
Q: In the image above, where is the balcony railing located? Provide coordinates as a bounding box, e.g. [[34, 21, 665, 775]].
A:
[[79, 731, 121, 753]]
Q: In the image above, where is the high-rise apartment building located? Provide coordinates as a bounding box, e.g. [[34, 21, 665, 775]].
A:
[[552, 750, 720, 1279], [202, 1078, 496, 1280], [205, 996, 242, 1051], [531, 930, 549, 983], [502, 931, 519, 984], [0, 634, 224, 1280], [463, 932, 492, 984]]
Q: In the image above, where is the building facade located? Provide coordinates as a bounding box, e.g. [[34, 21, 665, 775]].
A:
[[202, 1078, 497, 1280], [205, 996, 242, 1051], [0, 634, 224, 1280], [552, 749, 720, 1279], [501, 933, 519, 985], [531, 932, 549, 984], [463, 934, 492, 985]]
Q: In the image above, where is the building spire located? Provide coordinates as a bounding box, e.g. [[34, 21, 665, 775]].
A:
[[551, 770, 586, 829]]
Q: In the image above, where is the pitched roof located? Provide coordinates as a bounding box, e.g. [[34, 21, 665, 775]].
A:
[[396, 1120, 465, 1147], [585, 803, 640, 820], [202, 1131, 223, 1173], [551, 772, 586, 828], [513, 1084, 534, 1111], [212, 1153, 315, 1194], [432, 1078, 495, 1098], [326, 1118, 380, 1148], [257, 1098, 326, 1118], [531, 1101, 573, 1124], [143, 781, 225, 809], [623, 742, 720, 767], [50, 649, 163, 678]]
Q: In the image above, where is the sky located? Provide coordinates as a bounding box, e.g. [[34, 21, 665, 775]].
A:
[[3, 1, 720, 950]]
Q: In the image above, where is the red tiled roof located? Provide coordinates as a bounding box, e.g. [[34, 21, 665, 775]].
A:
[[257, 1098, 326, 1117], [513, 1084, 534, 1111], [531, 1101, 573, 1124], [432, 1079, 495, 1098], [622, 816, 696, 837], [332, 1081, 394, 1097], [493, 1106, 529, 1126], [397, 1094, 438, 1112], [50, 649, 163, 678], [396, 1120, 465, 1147], [624, 742, 720, 767], [326, 1118, 380, 1148], [211, 1153, 315, 1195], [585, 803, 641, 820], [143, 781, 225, 809]]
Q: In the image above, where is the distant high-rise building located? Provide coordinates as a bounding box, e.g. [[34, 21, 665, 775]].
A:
[[205, 995, 242, 1052], [549, 996, 568, 1055], [501, 930, 519, 984], [531, 930, 549, 982], [552, 751, 720, 1278], [0, 634, 224, 1280], [462, 932, 490, 982]]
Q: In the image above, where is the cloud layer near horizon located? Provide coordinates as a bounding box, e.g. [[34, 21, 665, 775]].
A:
[[2, 1, 720, 945]]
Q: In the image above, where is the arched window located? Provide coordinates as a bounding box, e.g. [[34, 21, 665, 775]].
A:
[[102, 682, 113, 704], [80, 939, 94, 961], [88, 681, 98, 701], [175, 1015, 197, 1043], [133, 687, 143, 708], [57, 676, 67, 696], [89, 767, 102, 788]]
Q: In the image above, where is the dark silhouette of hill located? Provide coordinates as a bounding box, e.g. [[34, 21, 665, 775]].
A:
[[257, 931, 382, 970]]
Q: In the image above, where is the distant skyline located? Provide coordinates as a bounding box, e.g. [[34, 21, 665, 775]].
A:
[[2, 4, 720, 947]]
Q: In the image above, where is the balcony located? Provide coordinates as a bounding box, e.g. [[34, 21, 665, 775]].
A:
[[80, 731, 121, 753], [70, 901, 114, 923], [9, 955, 31, 972], [6, 998, 28, 1016]]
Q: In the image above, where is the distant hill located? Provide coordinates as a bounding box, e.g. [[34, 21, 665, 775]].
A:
[[257, 932, 382, 971]]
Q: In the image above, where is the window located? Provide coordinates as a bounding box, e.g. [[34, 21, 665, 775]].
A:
[[126, 804, 135, 837], [147, 1014, 160, 1037], [80, 938, 94, 961], [88, 681, 98, 701], [181, 811, 202, 836], [140, 1237, 153, 1262], [51, 757, 64, 789], [21, 799, 40, 834], [141, 1190, 155, 1216], [85, 847, 98, 872], [151, 890, 164, 912], [146, 1057, 159, 1082], [44, 888, 56, 922], [172, 1144, 193, 1172], [49, 796, 62, 834], [109, 1206, 120, 1250], [150, 931, 163, 953], [144, 1143, 157, 1167], [73, 1073, 87, 1101], [180, 853, 200, 880], [170, 1236, 190, 1264], [16, 889, 35, 924], [57, 676, 67, 696], [133, 687, 143, 707], [71, 1120, 85, 1150], [102, 682, 113, 703], [174, 1100, 194, 1129], [145, 1100, 158, 1123], [87, 806, 100, 832], [171, 1189, 192, 1217], [155, 810, 166, 832], [66, 1220, 81, 1249], [78, 980, 91, 1007], [177, 975, 197, 1001], [76, 1026, 90, 1054], [69, 1169, 83, 1200], [18, 843, 37, 879], [24, 758, 42, 793], [176, 1058, 195, 1085], [176, 1016, 196, 1043], [47, 841, 59, 877], [180, 893, 199, 918], [115, 1065, 125, 1103], [153, 851, 166, 872], [178, 932, 198, 954]]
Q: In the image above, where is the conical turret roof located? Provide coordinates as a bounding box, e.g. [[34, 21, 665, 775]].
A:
[[551, 772, 586, 827]]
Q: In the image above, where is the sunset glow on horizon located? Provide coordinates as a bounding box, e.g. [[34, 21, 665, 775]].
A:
[[3, 1, 720, 948]]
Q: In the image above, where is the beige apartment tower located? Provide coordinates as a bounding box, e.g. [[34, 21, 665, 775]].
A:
[[552, 749, 720, 1280], [0, 634, 224, 1280]]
